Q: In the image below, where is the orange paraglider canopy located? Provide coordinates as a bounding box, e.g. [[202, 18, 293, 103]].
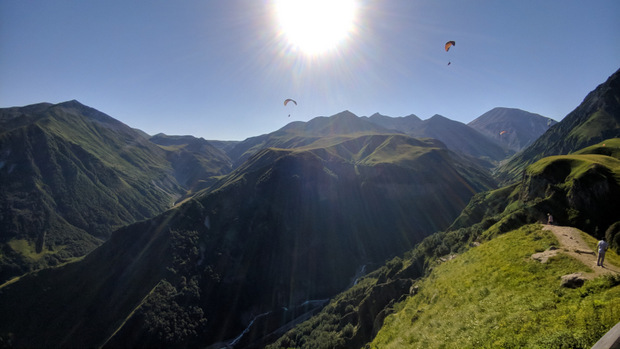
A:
[[445, 41, 455, 51], [284, 98, 297, 106]]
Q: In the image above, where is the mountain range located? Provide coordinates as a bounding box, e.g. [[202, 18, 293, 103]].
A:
[[0, 101, 232, 283], [467, 107, 557, 152], [0, 68, 619, 348], [0, 100, 553, 284]]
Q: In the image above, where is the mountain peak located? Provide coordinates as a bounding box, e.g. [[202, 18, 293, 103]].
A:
[[331, 110, 358, 119], [53, 100, 122, 126], [369, 112, 389, 118], [57, 99, 85, 107], [428, 114, 451, 122]]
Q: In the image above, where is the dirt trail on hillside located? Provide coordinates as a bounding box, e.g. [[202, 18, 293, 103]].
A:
[[542, 225, 620, 279]]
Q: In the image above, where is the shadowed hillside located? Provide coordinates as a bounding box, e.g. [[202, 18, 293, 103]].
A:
[[0, 133, 495, 348], [266, 139, 620, 349], [149, 133, 233, 194]]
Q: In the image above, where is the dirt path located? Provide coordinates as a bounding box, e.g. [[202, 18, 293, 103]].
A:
[[541, 225, 620, 279]]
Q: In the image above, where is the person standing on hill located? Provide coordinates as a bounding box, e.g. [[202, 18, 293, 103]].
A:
[[547, 213, 554, 225], [597, 238, 609, 267]]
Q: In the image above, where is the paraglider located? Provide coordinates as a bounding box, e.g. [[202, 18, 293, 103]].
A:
[[445, 41, 455, 66], [499, 130, 507, 135], [284, 98, 297, 117]]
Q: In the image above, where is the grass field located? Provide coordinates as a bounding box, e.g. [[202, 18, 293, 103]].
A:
[[370, 224, 620, 349]]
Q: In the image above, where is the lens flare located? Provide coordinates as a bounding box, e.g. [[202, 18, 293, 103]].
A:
[[274, 0, 358, 56]]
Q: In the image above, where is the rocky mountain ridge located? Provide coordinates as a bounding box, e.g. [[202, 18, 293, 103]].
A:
[[467, 107, 557, 152], [496, 68, 620, 184]]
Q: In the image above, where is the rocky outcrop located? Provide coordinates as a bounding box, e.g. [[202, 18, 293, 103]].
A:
[[518, 158, 620, 236], [560, 273, 586, 288], [348, 278, 414, 348]]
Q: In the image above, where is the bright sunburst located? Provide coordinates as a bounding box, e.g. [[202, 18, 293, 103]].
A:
[[274, 0, 358, 55]]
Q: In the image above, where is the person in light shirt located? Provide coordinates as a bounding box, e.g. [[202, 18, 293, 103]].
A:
[[597, 238, 609, 267], [547, 213, 554, 225]]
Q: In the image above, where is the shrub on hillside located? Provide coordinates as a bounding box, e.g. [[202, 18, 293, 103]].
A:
[[605, 221, 620, 253]]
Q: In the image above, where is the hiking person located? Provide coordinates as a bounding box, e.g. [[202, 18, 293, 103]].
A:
[[547, 213, 554, 225], [597, 238, 609, 267]]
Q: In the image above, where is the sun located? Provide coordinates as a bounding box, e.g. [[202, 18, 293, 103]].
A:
[[274, 0, 358, 55]]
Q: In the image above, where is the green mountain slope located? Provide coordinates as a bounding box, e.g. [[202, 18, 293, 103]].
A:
[[365, 112, 512, 168], [370, 225, 620, 349], [266, 139, 620, 348], [452, 139, 620, 245], [226, 110, 397, 166], [0, 101, 185, 283], [227, 109, 514, 172], [149, 133, 233, 194], [0, 133, 496, 348], [468, 107, 557, 152], [496, 68, 620, 184], [267, 225, 620, 349], [0, 205, 192, 348]]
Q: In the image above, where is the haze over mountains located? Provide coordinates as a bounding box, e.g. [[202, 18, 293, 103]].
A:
[[0, 68, 619, 348]]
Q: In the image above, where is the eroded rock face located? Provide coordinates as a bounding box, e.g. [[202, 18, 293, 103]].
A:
[[519, 161, 620, 236], [349, 278, 414, 348], [560, 273, 586, 288]]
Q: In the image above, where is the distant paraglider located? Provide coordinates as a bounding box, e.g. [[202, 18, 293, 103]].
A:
[[284, 98, 297, 117], [499, 130, 508, 135], [445, 41, 455, 66]]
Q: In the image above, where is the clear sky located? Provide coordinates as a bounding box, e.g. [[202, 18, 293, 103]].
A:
[[1, 0, 619, 140]]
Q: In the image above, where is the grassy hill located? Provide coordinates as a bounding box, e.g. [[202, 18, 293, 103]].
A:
[[370, 225, 620, 349], [266, 224, 620, 349]]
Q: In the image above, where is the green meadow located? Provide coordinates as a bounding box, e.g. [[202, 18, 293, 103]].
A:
[[370, 224, 620, 349]]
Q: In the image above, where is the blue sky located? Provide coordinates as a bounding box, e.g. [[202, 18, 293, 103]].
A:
[[1, 0, 619, 140]]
